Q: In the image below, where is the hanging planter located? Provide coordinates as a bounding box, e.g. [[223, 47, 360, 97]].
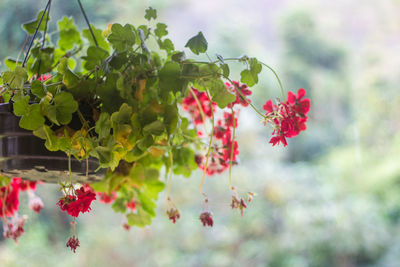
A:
[[0, 1, 310, 252], [0, 103, 102, 184]]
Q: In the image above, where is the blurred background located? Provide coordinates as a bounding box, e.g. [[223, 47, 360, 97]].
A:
[[1, 0, 400, 266]]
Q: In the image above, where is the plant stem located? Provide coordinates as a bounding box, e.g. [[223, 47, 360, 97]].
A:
[[259, 61, 286, 101], [189, 87, 209, 136], [199, 90, 214, 198], [228, 106, 236, 190], [166, 149, 173, 200]]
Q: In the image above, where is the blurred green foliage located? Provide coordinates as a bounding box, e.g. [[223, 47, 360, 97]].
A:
[[1, 0, 400, 266]]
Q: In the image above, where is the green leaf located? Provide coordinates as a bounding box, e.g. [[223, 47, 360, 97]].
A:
[[171, 51, 186, 63], [95, 112, 111, 140], [57, 16, 82, 51], [164, 104, 178, 135], [4, 58, 20, 71], [19, 104, 45, 130], [0, 175, 11, 187], [107, 24, 136, 52], [240, 57, 262, 86], [158, 61, 187, 99], [145, 169, 160, 182], [185, 32, 208, 55], [53, 92, 78, 125], [1, 66, 28, 89], [112, 198, 127, 213], [137, 135, 154, 151], [154, 23, 168, 38], [111, 103, 133, 127], [209, 79, 235, 108], [22, 10, 49, 34], [144, 7, 157, 21], [127, 207, 152, 227], [173, 147, 197, 177], [31, 80, 46, 98], [143, 120, 164, 136], [221, 63, 230, 77], [130, 163, 146, 186], [43, 104, 59, 125], [82, 46, 109, 70], [83, 24, 110, 51], [13, 95, 29, 116], [159, 39, 174, 53]]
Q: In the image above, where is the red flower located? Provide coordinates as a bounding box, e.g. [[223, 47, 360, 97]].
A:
[[29, 196, 44, 213], [57, 187, 96, 218], [263, 88, 310, 147], [38, 74, 52, 82], [199, 211, 214, 227], [126, 199, 136, 211], [66, 236, 80, 253]]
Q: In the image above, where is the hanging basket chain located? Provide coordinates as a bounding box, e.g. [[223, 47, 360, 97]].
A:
[[22, 0, 51, 67], [37, 0, 52, 77], [77, 0, 98, 47], [23, 0, 98, 70]]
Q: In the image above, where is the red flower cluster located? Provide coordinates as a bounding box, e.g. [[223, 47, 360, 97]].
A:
[[57, 186, 96, 217], [184, 82, 250, 176], [126, 199, 136, 211], [226, 81, 252, 108], [199, 211, 214, 227], [97, 192, 117, 204], [66, 236, 80, 253], [3, 215, 26, 242], [263, 88, 310, 146], [196, 110, 239, 175], [0, 179, 20, 218], [182, 88, 216, 125]]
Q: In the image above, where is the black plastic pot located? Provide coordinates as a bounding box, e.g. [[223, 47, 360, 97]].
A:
[[0, 103, 103, 183]]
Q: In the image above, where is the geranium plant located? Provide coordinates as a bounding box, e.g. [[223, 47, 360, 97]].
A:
[[0, 3, 310, 252]]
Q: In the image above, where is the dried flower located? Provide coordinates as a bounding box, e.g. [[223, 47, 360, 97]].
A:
[[66, 235, 80, 253], [199, 211, 214, 227]]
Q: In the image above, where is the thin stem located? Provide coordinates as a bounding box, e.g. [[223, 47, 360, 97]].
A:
[[259, 61, 286, 101], [189, 87, 209, 136], [228, 106, 236, 190], [86, 157, 89, 178], [77, 0, 98, 47], [23, 0, 51, 67], [166, 150, 173, 200], [199, 90, 214, 198], [68, 153, 73, 185], [16, 35, 30, 64]]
